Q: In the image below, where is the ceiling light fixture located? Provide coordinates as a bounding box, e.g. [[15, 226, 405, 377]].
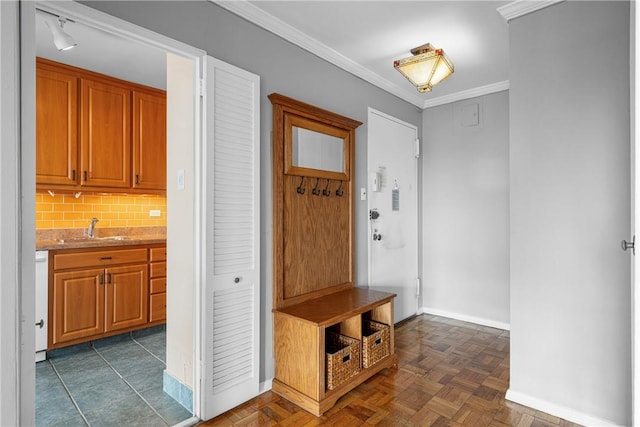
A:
[[45, 16, 77, 51], [394, 43, 454, 93]]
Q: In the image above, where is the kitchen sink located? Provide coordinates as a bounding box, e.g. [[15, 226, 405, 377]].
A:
[[57, 236, 130, 243]]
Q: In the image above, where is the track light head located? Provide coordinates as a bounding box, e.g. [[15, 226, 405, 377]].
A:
[[46, 17, 77, 51]]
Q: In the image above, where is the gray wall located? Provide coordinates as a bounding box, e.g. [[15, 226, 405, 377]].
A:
[[509, 2, 631, 424], [422, 91, 510, 326], [83, 0, 422, 383]]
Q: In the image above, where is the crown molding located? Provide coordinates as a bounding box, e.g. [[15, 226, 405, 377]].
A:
[[212, 0, 425, 107], [422, 80, 509, 109], [497, 0, 565, 22]]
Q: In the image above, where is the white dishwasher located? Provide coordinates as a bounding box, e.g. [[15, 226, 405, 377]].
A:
[[35, 250, 48, 362]]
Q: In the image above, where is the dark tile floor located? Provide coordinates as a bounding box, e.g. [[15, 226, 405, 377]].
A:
[[36, 326, 193, 427]]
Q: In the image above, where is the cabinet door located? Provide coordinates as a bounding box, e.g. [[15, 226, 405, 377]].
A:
[[36, 63, 79, 186], [80, 78, 131, 188], [132, 90, 166, 190], [51, 268, 104, 346], [105, 264, 148, 332]]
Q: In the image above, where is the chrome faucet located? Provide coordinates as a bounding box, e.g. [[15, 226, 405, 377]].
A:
[[87, 217, 99, 238]]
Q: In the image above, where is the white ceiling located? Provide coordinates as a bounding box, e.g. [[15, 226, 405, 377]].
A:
[[216, 0, 511, 107], [36, 1, 514, 108]]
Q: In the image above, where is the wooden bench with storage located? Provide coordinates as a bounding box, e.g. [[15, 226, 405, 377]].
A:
[[273, 287, 396, 416]]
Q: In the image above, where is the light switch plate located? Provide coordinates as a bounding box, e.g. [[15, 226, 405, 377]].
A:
[[360, 187, 367, 201], [177, 169, 185, 190]]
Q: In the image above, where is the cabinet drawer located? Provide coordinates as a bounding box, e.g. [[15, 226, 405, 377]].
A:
[[150, 292, 166, 322], [150, 262, 166, 278], [53, 248, 148, 270], [150, 246, 166, 262], [150, 277, 166, 294]]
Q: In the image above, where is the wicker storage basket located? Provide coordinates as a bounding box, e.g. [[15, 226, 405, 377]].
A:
[[362, 320, 390, 368], [325, 332, 361, 390]]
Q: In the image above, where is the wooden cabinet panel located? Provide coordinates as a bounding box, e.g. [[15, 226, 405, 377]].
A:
[[150, 278, 166, 294], [150, 261, 166, 278], [150, 246, 166, 262], [53, 248, 148, 270], [36, 62, 78, 186], [133, 90, 166, 190], [51, 268, 104, 346], [105, 264, 148, 332], [149, 293, 166, 322], [81, 78, 131, 188]]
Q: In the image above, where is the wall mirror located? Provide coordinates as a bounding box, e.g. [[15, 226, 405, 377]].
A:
[[284, 113, 350, 181]]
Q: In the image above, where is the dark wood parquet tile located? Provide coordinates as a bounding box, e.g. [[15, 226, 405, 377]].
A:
[[200, 315, 583, 427]]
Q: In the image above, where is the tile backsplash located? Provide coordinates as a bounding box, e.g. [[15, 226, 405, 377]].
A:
[[36, 192, 167, 229]]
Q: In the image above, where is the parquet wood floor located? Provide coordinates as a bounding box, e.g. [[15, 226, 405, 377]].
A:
[[200, 314, 582, 427]]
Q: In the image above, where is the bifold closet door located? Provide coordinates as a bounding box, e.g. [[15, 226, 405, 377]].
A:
[[201, 56, 260, 420]]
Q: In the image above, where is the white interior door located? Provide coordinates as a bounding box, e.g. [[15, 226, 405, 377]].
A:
[[367, 108, 419, 322], [201, 56, 260, 420]]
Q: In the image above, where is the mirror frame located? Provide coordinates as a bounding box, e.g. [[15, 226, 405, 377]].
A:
[[284, 112, 350, 180]]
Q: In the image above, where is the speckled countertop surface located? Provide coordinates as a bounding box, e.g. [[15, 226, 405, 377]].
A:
[[36, 226, 166, 251]]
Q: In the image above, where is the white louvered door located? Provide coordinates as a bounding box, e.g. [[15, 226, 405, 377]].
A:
[[202, 56, 260, 420]]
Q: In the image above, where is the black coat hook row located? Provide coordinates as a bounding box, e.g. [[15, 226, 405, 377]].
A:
[[295, 177, 345, 197]]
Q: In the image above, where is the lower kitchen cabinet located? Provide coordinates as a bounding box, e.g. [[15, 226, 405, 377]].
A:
[[49, 246, 153, 349], [52, 268, 105, 345], [105, 264, 148, 332], [149, 246, 167, 324]]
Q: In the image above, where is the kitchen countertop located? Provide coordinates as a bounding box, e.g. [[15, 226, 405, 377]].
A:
[[36, 227, 166, 251], [36, 235, 166, 251]]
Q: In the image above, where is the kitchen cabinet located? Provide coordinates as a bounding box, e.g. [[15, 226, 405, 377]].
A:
[[148, 245, 166, 324], [35, 62, 78, 186], [35, 57, 166, 193], [80, 77, 131, 188], [133, 91, 166, 191], [49, 247, 148, 348]]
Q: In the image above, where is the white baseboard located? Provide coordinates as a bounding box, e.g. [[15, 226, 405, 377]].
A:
[[419, 307, 510, 331], [505, 389, 621, 427], [259, 378, 273, 394]]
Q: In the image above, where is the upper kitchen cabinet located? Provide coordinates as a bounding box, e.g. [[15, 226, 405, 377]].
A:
[[81, 77, 131, 189], [36, 61, 78, 186], [132, 90, 166, 191], [35, 58, 166, 193]]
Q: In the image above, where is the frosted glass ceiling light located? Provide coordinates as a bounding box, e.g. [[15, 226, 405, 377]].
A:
[[46, 17, 77, 51], [394, 43, 454, 92]]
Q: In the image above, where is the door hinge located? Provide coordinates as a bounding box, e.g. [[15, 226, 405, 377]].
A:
[[199, 78, 206, 97], [416, 277, 421, 297], [415, 138, 420, 159]]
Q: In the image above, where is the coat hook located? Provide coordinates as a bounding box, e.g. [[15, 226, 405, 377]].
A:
[[335, 181, 344, 197], [323, 179, 331, 197], [296, 176, 305, 194], [312, 178, 321, 196]]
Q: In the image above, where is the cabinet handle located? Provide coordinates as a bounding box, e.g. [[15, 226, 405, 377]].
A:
[[107, 273, 112, 284], [135, 174, 140, 184], [234, 277, 240, 283], [71, 169, 76, 181], [35, 319, 44, 328], [99, 273, 104, 285], [83, 171, 88, 182], [100, 256, 113, 261]]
